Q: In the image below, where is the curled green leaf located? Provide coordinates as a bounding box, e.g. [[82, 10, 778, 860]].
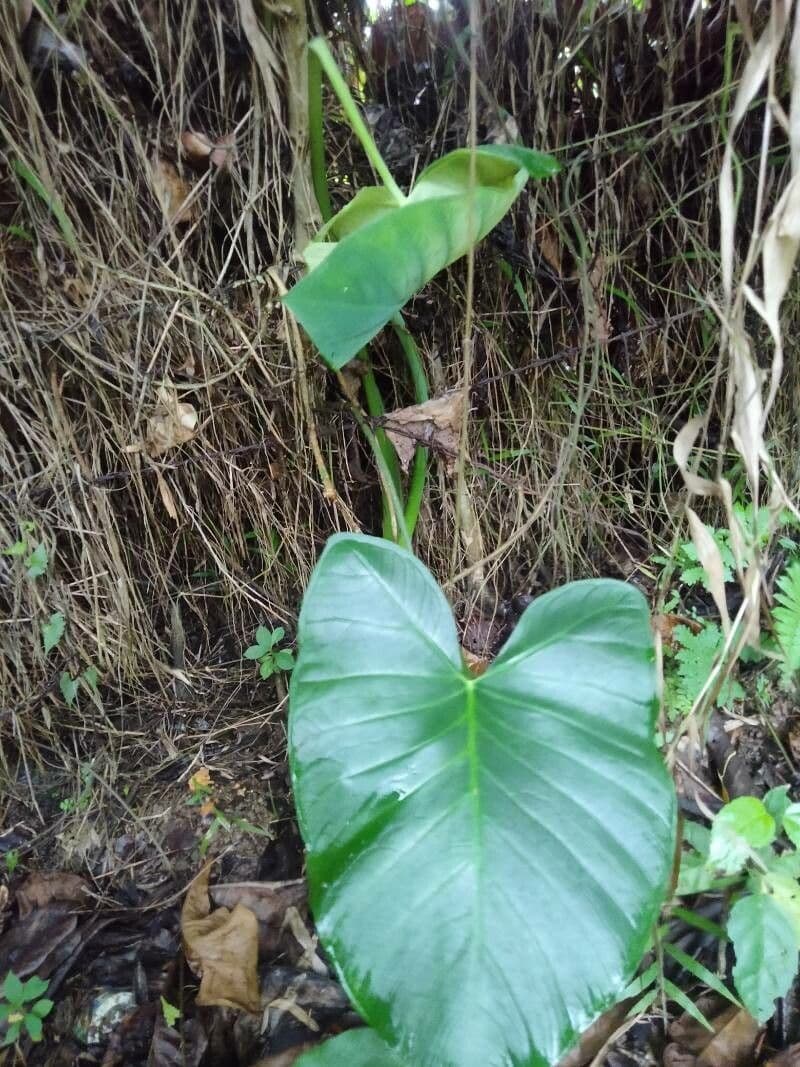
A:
[[284, 145, 560, 369]]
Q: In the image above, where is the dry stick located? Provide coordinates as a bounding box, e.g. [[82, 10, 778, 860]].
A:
[[451, 0, 486, 589], [267, 268, 343, 511]]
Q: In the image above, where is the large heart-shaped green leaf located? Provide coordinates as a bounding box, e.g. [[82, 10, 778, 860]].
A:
[[282, 145, 559, 369], [298, 1028, 406, 1066], [289, 534, 675, 1067]]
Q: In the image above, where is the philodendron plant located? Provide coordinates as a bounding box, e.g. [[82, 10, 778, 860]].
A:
[[289, 534, 676, 1067]]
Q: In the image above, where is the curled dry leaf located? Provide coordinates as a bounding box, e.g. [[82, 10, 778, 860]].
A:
[[383, 390, 464, 473], [150, 157, 197, 225], [181, 130, 236, 173], [209, 880, 307, 955], [181, 130, 214, 164], [687, 507, 731, 634], [16, 870, 89, 918], [181, 864, 261, 1013], [145, 387, 198, 456]]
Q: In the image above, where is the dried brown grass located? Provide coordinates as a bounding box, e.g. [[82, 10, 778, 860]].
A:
[[0, 0, 798, 856]]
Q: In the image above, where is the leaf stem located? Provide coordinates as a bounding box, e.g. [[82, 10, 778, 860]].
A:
[[391, 315, 429, 538], [307, 48, 333, 223], [308, 37, 405, 205]]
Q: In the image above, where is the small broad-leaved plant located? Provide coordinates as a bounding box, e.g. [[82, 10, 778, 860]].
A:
[[283, 41, 560, 371], [0, 973, 53, 1046], [290, 534, 676, 1067], [678, 790, 800, 1022], [245, 625, 295, 680]]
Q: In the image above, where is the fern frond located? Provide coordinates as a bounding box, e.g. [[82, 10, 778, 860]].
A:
[[774, 560, 800, 674]]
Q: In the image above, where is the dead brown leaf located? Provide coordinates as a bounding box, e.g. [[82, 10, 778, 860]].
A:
[[384, 390, 464, 473], [16, 871, 89, 918], [180, 131, 215, 164], [209, 880, 307, 955], [697, 1009, 759, 1066], [150, 157, 197, 225], [765, 1043, 800, 1066], [145, 387, 198, 456], [652, 613, 702, 649], [210, 132, 236, 172], [181, 864, 261, 1013]]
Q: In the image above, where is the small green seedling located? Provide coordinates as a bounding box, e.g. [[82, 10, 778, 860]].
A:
[[41, 612, 65, 655], [4, 851, 20, 877], [59, 764, 94, 814], [244, 626, 295, 680], [59, 665, 99, 708], [678, 791, 800, 1023], [0, 973, 53, 1046], [160, 996, 180, 1027], [2, 526, 48, 580]]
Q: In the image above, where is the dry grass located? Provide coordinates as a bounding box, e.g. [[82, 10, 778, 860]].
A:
[[0, 0, 798, 872]]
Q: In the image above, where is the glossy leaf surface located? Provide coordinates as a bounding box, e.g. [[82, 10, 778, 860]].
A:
[[283, 145, 559, 369], [298, 1029, 407, 1066], [289, 535, 676, 1067]]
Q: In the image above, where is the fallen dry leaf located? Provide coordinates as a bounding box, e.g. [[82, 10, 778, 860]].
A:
[[652, 613, 702, 648], [16, 871, 89, 918], [188, 767, 212, 794], [697, 1009, 759, 1067], [766, 1043, 800, 1066], [150, 157, 197, 225], [181, 130, 215, 164], [384, 390, 464, 473], [145, 387, 198, 456], [181, 864, 261, 1013], [209, 880, 307, 955]]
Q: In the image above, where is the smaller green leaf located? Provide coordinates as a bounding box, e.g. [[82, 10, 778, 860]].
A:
[[160, 996, 180, 1027], [662, 942, 740, 1007], [30, 999, 53, 1020], [765, 786, 792, 829], [24, 1012, 43, 1041], [663, 978, 714, 1031], [244, 644, 264, 660], [10, 157, 78, 252], [2, 540, 27, 557], [259, 658, 275, 680], [59, 672, 79, 707], [677, 851, 719, 896], [681, 820, 710, 855], [271, 626, 285, 646], [41, 612, 65, 655], [670, 906, 728, 942], [709, 797, 775, 874], [256, 625, 275, 648], [2, 1021, 21, 1047], [274, 649, 295, 671], [782, 802, 800, 848], [81, 666, 99, 692], [619, 961, 659, 1000], [762, 872, 800, 940], [21, 976, 48, 1002], [25, 542, 48, 579], [730, 892, 798, 1022], [2, 973, 24, 1006], [297, 1029, 408, 1066], [769, 851, 800, 879]]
